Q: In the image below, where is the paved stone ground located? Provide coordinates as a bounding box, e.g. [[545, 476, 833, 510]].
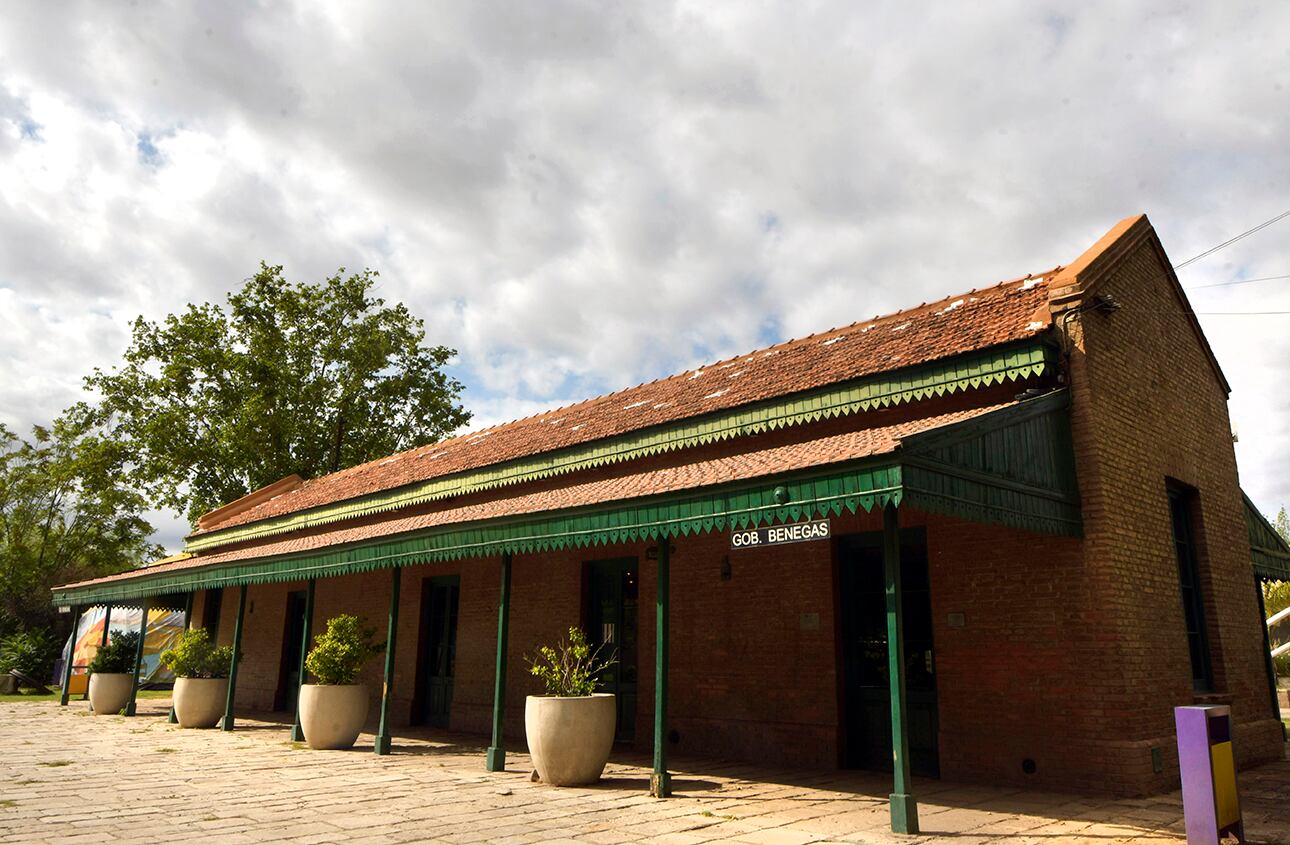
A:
[[1, 700, 1286, 844]]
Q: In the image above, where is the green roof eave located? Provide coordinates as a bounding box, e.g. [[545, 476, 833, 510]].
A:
[[57, 461, 905, 605], [52, 391, 1085, 607], [1243, 492, 1290, 581], [185, 340, 1057, 554]]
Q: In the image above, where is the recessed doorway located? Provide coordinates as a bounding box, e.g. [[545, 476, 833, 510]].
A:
[[836, 528, 939, 776]]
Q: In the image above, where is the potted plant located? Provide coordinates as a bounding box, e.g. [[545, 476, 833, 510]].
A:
[[298, 614, 383, 750], [524, 627, 618, 786], [87, 629, 141, 716], [159, 628, 236, 728]]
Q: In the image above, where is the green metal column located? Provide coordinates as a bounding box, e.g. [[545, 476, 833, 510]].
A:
[[486, 552, 513, 772], [650, 538, 672, 798], [221, 586, 248, 732], [59, 605, 81, 706], [375, 566, 402, 756], [883, 503, 918, 834], [126, 600, 151, 717], [88, 603, 112, 702], [290, 578, 316, 743], [168, 592, 195, 724]]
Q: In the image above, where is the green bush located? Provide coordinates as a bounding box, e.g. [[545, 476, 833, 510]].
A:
[[304, 614, 382, 685], [88, 629, 140, 674], [526, 627, 616, 697], [0, 629, 58, 683], [1264, 580, 1290, 617], [1275, 651, 1289, 679], [159, 628, 235, 679]]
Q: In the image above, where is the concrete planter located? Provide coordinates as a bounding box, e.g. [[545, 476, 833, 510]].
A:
[[88, 673, 133, 715], [525, 693, 616, 786], [173, 677, 229, 728], [298, 684, 369, 750]]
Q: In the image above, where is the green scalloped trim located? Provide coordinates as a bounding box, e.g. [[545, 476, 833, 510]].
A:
[[185, 342, 1054, 554], [56, 464, 903, 604]]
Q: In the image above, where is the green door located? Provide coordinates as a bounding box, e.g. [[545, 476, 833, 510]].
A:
[[838, 529, 939, 776], [414, 576, 460, 728], [585, 558, 639, 741]]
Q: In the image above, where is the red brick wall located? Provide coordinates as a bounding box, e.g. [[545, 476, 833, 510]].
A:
[[1055, 231, 1284, 792]]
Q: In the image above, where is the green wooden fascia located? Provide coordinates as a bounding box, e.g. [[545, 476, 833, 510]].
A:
[[185, 341, 1056, 554], [56, 463, 905, 605], [1244, 492, 1290, 581], [899, 390, 1083, 538]]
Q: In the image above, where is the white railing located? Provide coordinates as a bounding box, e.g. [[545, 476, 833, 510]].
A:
[[1270, 606, 1290, 658]]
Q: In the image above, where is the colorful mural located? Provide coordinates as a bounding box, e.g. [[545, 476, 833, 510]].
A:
[[59, 607, 186, 688]]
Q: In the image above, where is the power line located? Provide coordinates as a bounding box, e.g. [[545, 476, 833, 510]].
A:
[[1172, 209, 1290, 270], [1192, 310, 1290, 316], [1185, 273, 1290, 290]]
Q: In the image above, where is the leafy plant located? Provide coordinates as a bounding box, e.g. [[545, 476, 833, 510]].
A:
[[526, 627, 617, 697], [0, 629, 58, 683], [304, 614, 383, 685], [88, 629, 140, 674], [159, 628, 235, 679]]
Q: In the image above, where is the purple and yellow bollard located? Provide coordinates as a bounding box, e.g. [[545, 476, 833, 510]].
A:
[[1174, 705, 1244, 845]]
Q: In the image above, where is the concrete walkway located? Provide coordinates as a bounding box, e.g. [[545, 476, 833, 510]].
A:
[[1, 699, 1286, 844]]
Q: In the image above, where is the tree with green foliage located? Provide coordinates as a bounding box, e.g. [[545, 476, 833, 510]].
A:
[[86, 264, 472, 523], [0, 408, 161, 640]]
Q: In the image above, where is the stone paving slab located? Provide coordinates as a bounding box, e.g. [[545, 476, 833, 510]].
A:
[[1, 700, 1287, 844]]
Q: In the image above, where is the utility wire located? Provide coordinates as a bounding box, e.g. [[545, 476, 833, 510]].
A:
[[1185, 273, 1290, 290], [1191, 311, 1290, 316], [1172, 209, 1290, 270]]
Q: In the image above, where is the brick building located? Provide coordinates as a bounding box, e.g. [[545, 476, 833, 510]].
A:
[[53, 214, 1288, 828]]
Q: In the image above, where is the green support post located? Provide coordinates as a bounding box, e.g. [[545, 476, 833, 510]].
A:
[[59, 605, 81, 706], [375, 567, 402, 756], [290, 579, 316, 743], [88, 603, 112, 702], [486, 553, 513, 772], [168, 592, 195, 724], [883, 504, 919, 834], [221, 585, 248, 732], [126, 600, 151, 716], [650, 538, 672, 798]]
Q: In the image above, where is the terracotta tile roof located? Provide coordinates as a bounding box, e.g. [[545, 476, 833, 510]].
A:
[[64, 401, 1013, 590], [194, 272, 1057, 537]]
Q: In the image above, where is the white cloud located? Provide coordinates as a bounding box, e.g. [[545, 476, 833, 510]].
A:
[[1, 0, 1289, 556]]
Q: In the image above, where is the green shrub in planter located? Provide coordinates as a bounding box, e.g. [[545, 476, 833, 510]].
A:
[[88, 629, 141, 674], [160, 628, 236, 679], [0, 629, 58, 683], [526, 627, 616, 697], [304, 614, 383, 685]]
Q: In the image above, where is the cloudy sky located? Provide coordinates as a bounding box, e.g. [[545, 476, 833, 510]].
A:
[[2, 1, 1288, 551]]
